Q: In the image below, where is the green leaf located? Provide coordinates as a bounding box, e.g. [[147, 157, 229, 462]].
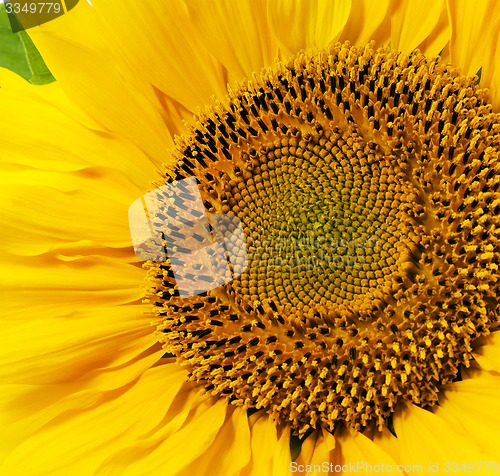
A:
[[0, 3, 55, 85], [17, 28, 56, 84]]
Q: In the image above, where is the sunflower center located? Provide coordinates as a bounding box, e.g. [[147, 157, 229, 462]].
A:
[[224, 128, 419, 319], [147, 42, 500, 435]]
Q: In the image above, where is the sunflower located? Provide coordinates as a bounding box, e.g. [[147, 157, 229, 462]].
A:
[[1, 0, 500, 474]]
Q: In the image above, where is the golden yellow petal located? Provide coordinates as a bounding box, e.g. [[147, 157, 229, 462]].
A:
[[25, 4, 174, 162], [295, 429, 335, 473], [1, 254, 146, 319], [415, 1, 451, 57], [436, 372, 500, 458], [447, 0, 500, 91], [0, 70, 160, 255], [0, 363, 189, 474], [339, 0, 391, 46], [391, 0, 448, 54], [0, 304, 159, 386], [240, 411, 281, 476], [114, 398, 229, 475], [268, 0, 352, 57], [0, 174, 142, 254], [392, 403, 494, 466], [272, 427, 294, 476], [487, 28, 500, 110], [472, 332, 500, 373], [332, 426, 399, 468], [177, 407, 251, 476], [96, 0, 231, 110], [183, 0, 279, 87], [0, 68, 159, 182]]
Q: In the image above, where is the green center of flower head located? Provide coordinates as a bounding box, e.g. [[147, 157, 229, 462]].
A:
[[147, 42, 500, 436]]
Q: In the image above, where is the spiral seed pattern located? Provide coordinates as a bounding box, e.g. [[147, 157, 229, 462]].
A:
[[147, 42, 500, 435]]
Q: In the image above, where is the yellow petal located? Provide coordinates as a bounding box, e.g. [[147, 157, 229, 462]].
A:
[[436, 372, 500, 457], [272, 427, 294, 476], [447, 0, 500, 86], [177, 406, 251, 476], [116, 398, 229, 475], [391, 0, 447, 54], [184, 0, 279, 86], [90, 0, 230, 111], [240, 411, 281, 476], [31, 0, 228, 116], [487, 28, 500, 110], [26, 3, 174, 162], [472, 331, 500, 373], [416, 1, 451, 58], [0, 174, 142, 254], [268, 0, 352, 58], [295, 429, 335, 475], [0, 70, 159, 254], [1, 254, 145, 319], [339, 0, 392, 47], [0, 304, 159, 386], [0, 68, 159, 183], [332, 425, 399, 469], [392, 403, 493, 466], [229, 422, 291, 476], [0, 363, 193, 474], [0, 348, 165, 462]]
